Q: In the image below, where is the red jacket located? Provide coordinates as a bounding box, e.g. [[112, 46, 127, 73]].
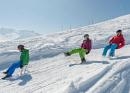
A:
[[109, 35, 125, 49], [81, 39, 92, 52]]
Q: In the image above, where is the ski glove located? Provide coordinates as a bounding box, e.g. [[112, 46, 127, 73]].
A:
[[20, 64, 24, 69]]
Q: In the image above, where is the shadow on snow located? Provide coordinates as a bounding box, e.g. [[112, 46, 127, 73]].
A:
[[9, 74, 32, 86], [111, 56, 130, 60], [69, 61, 109, 67]]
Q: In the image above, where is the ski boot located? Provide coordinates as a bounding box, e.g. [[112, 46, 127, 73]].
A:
[[2, 75, 11, 80], [81, 58, 86, 64], [64, 52, 71, 56], [3, 71, 7, 74]]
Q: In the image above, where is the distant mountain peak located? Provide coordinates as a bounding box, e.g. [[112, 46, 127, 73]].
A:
[[0, 27, 40, 42]]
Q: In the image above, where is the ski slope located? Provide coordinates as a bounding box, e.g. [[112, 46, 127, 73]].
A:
[[0, 14, 130, 93]]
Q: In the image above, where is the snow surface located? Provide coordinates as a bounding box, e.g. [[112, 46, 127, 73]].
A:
[[0, 14, 130, 93], [0, 28, 40, 42]]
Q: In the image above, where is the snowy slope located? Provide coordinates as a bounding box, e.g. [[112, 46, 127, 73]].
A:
[[0, 14, 130, 93], [0, 28, 40, 42]]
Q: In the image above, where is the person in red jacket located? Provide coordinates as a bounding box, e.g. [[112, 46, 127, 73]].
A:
[[102, 30, 125, 57], [64, 34, 92, 63]]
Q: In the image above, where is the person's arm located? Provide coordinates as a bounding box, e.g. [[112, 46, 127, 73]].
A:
[[118, 37, 125, 49], [88, 40, 92, 52], [109, 37, 114, 44], [81, 40, 85, 48], [20, 53, 24, 68]]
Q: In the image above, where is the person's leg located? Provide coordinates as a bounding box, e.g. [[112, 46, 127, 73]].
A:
[[68, 48, 83, 55], [66, 48, 87, 63], [102, 45, 111, 56], [109, 44, 118, 57], [79, 48, 86, 60], [65, 48, 82, 56], [7, 61, 21, 76], [68, 48, 87, 59]]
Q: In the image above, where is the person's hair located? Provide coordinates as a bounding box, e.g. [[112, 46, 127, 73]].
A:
[[18, 45, 24, 50], [84, 34, 89, 37], [116, 29, 122, 33]]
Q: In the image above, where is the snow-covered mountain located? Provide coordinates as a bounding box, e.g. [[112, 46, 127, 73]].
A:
[[0, 28, 40, 42], [0, 14, 130, 93]]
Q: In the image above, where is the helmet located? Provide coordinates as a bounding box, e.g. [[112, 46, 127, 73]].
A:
[[84, 34, 89, 37], [18, 45, 24, 50]]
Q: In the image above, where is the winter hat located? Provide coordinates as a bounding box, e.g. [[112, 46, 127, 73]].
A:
[[116, 30, 122, 33], [84, 34, 89, 37], [18, 45, 24, 50]]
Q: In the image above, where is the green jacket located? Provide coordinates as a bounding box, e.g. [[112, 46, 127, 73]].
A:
[[20, 49, 29, 66]]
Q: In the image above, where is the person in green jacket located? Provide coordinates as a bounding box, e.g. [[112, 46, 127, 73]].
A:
[[2, 45, 29, 79]]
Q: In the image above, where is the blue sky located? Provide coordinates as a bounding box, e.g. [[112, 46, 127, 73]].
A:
[[0, 0, 130, 34]]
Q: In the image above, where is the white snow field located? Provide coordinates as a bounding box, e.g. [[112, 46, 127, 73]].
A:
[[0, 14, 130, 93]]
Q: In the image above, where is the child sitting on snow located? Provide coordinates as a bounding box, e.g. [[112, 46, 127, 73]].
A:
[[2, 45, 29, 79], [102, 30, 125, 57], [64, 34, 92, 64]]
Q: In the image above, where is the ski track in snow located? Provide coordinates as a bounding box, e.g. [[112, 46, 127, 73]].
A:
[[1, 47, 130, 93], [0, 49, 109, 93]]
